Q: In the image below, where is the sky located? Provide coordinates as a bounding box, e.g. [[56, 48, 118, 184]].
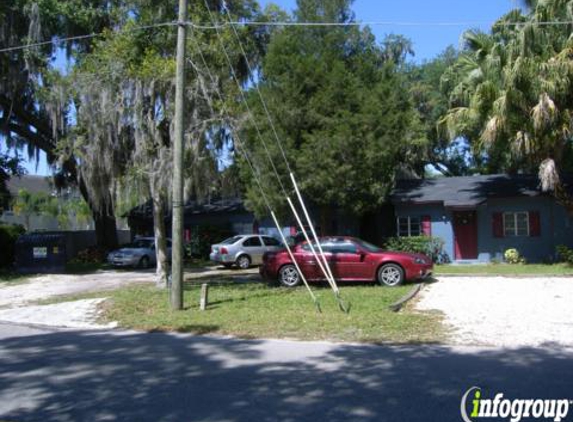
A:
[[15, 0, 519, 176], [260, 0, 519, 62]]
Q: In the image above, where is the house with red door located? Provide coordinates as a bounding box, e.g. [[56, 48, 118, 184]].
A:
[[390, 174, 573, 263]]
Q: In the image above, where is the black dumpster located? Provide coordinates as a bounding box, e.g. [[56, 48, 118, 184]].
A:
[[15, 233, 67, 274]]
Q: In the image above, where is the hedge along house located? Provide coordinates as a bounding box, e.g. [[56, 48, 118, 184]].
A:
[[390, 174, 573, 263]]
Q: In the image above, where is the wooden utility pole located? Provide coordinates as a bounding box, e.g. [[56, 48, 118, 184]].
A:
[[171, 0, 188, 310]]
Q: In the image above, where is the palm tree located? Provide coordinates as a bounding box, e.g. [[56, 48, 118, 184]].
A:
[[440, 0, 573, 212]]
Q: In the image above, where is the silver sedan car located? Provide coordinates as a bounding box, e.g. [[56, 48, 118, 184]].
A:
[[210, 234, 283, 269], [107, 237, 172, 269]]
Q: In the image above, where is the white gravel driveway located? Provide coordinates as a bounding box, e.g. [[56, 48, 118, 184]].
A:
[[0, 270, 156, 309], [0, 270, 157, 329], [0, 266, 258, 329], [416, 276, 573, 347]]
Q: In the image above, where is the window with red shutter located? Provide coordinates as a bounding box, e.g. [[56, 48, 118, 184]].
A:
[[421, 215, 431, 236], [529, 211, 541, 237]]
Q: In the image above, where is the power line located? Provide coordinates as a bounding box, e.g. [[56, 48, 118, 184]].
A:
[[3, 18, 573, 54], [201, 0, 288, 197], [0, 22, 177, 54], [215, 19, 573, 28], [187, 28, 321, 310], [219, 1, 343, 299], [222, 2, 292, 175]]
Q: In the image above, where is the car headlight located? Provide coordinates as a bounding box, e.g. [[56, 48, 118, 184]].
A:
[[413, 257, 427, 265]]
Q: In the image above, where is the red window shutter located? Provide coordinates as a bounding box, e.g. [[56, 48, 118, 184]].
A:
[[492, 212, 504, 238], [529, 211, 541, 237], [421, 215, 432, 236]]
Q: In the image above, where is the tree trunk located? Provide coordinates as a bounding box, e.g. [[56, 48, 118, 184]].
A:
[[78, 175, 118, 250], [93, 212, 118, 250], [319, 206, 333, 236], [153, 196, 169, 288]]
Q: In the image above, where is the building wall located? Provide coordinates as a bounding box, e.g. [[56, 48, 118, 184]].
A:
[[479, 197, 573, 262], [394, 198, 573, 263], [0, 212, 61, 231], [184, 212, 293, 240], [393, 204, 455, 261]]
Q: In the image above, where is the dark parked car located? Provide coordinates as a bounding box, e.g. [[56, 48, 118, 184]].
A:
[[260, 236, 433, 287]]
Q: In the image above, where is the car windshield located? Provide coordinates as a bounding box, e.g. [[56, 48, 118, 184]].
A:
[[220, 235, 244, 245], [125, 239, 153, 249], [353, 239, 382, 252]]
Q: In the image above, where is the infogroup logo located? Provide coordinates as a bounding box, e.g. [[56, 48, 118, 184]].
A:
[[460, 386, 572, 422]]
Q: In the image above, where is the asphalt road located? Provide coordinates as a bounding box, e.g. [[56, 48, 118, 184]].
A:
[[1, 323, 572, 422]]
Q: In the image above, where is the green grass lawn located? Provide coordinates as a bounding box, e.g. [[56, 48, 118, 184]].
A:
[[73, 282, 443, 343], [435, 263, 573, 275]]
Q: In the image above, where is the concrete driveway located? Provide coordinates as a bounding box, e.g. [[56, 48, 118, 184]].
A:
[[1, 323, 572, 422]]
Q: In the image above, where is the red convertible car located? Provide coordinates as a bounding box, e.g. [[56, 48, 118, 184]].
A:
[[260, 237, 433, 287]]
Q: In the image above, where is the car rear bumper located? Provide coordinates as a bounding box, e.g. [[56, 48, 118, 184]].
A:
[[108, 257, 139, 267], [209, 252, 235, 264]]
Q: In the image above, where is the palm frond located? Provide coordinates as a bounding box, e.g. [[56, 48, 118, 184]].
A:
[[538, 157, 560, 192], [531, 92, 558, 132], [480, 115, 504, 148]]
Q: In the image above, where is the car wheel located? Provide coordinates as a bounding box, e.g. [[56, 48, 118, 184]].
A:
[[236, 255, 251, 269], [278, 264, 301, 287], [139, 256, 150, 269], [377, 263, 404, 287]]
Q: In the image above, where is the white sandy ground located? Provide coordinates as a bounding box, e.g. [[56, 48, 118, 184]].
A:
[[0, 298, 117, 329], [2, 271, 572, 344], [0, 267, 258, 329], [0, 270, 156, 309], [415, 276, 573, 347], [0, 270, 155, 329]]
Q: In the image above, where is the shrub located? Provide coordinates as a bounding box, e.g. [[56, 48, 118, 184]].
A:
[[186, 224, 235, 259], [556, 245, 573, 265], [504, 248, 526, 264], [384, 236, 445, 263], [69, 247, 107, 264], [0, 223, 26, 268]]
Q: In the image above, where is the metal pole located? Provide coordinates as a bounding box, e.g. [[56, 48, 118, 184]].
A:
[[289, 172, 338, 291], [171, 0, 188, 310]]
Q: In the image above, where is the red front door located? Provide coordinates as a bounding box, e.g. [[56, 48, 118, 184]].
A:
[[453, 211, 478, 260]]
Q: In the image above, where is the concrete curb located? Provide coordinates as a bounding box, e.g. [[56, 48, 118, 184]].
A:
[[388, 283, 423, 312]]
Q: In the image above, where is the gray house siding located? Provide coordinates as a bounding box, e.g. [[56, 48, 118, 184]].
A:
[[394, 204, 456, 261], [478, 197, 551, 262]]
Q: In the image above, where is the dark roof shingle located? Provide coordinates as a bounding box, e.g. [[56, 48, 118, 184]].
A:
[[390, 174, 562, 207]]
